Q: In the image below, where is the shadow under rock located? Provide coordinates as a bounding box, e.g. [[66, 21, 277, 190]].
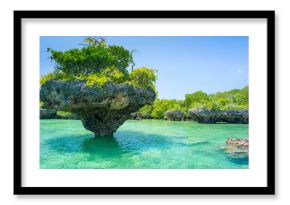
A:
[[80, 136, 126, 158], [41, 128, 179, 157], [41, 133, 94, 154]]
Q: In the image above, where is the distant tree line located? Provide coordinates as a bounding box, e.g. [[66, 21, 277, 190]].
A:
[[135, 86, 248, 120]]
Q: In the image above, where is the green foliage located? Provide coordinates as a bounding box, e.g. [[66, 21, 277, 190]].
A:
[[185, 91, 210, 107], [48, 37, 132, 76], [166, 103, 184, 113], [41, 37, 157, 93], [82, 74, 111, 88], [101, 66, 126, 83], [151, 99, 164, 119], [56, 111, 79, 119], [136, 86, 249, 120], [129, 67, 157, 90], [107, 45, 133, 73], [40, 73, 57, 85], [139, 105, 153, 118], [75, 66, 126, 88], [40, 101, 45, 108], [188, 86, 249, 111], [83, 37, 106, 47], [151, 99, 185, 119], [40, 72, 77, 85], [56, 111, 73, 118]]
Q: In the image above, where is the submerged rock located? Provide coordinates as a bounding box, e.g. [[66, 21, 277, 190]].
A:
[[226, 138, 249, 147], [40, 80, 155, 137], [224, 138, 249, 164], [188, 108, 248, 123]]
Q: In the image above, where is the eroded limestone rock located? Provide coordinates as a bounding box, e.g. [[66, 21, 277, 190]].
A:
[[188, 108, 248, 123], [164, 111, 184, 121], [40, 80, 155, 137]]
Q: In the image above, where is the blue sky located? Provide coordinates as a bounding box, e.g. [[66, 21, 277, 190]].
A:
[[40, 36, 248, 100]]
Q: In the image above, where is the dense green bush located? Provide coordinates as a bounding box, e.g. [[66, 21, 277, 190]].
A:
[[139, 105, 153, 118], [185, 91, 210, 107], [41, 37, 157, 91], [40, 101, 45, 108], [128, 67, 157, 91], [40, 73, 56, 86], [47, 38, 132, 75], [40, 72, 77, 85], [76, 66, 126, 88], [151, 99, 185, 119], [136, 86, 248, 120]]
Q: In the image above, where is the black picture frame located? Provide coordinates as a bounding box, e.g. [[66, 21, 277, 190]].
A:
[[14, 10, 275, 195]]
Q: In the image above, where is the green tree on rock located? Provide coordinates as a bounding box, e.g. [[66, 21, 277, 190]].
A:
[[41, 37, 157, 91], [40, 37, 158, 137]]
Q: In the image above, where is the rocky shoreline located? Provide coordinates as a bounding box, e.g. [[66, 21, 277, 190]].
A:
[[130, 108, 248, 124], [42, 108, 249, 124], [40, 109, 57, 119], [188, 108, 248, 124]]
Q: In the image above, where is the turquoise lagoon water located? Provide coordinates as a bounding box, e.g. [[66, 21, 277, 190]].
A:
[[40, 120, 249, 169]]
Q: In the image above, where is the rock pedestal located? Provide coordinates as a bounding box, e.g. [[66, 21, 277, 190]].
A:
[[40, 80, 155, 137]]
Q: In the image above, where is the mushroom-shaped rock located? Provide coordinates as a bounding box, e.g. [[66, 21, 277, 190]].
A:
[[40, 80, 155, 137]]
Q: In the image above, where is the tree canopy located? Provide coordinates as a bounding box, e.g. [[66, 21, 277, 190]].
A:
[[185, 91, 210, 107], [41, 37, 157, 91], [128, 67, 157, 91], [47, 37, 132, 75], [136, 86, 249, 120]]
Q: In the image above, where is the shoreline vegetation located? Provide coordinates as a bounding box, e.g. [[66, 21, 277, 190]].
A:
[[41, 86, 249, 124], [130, 85, 248, 123]]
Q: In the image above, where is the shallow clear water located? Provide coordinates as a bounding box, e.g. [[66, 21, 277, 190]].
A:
[[40, 119, 249, 169]]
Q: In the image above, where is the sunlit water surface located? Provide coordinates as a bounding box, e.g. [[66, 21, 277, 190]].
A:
[[40, 119, 249, 169]]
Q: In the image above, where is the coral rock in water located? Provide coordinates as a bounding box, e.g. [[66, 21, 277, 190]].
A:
[[40, 80, 155, 137], [188, 108, 248, 123], [165, 111, 184, 121]]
